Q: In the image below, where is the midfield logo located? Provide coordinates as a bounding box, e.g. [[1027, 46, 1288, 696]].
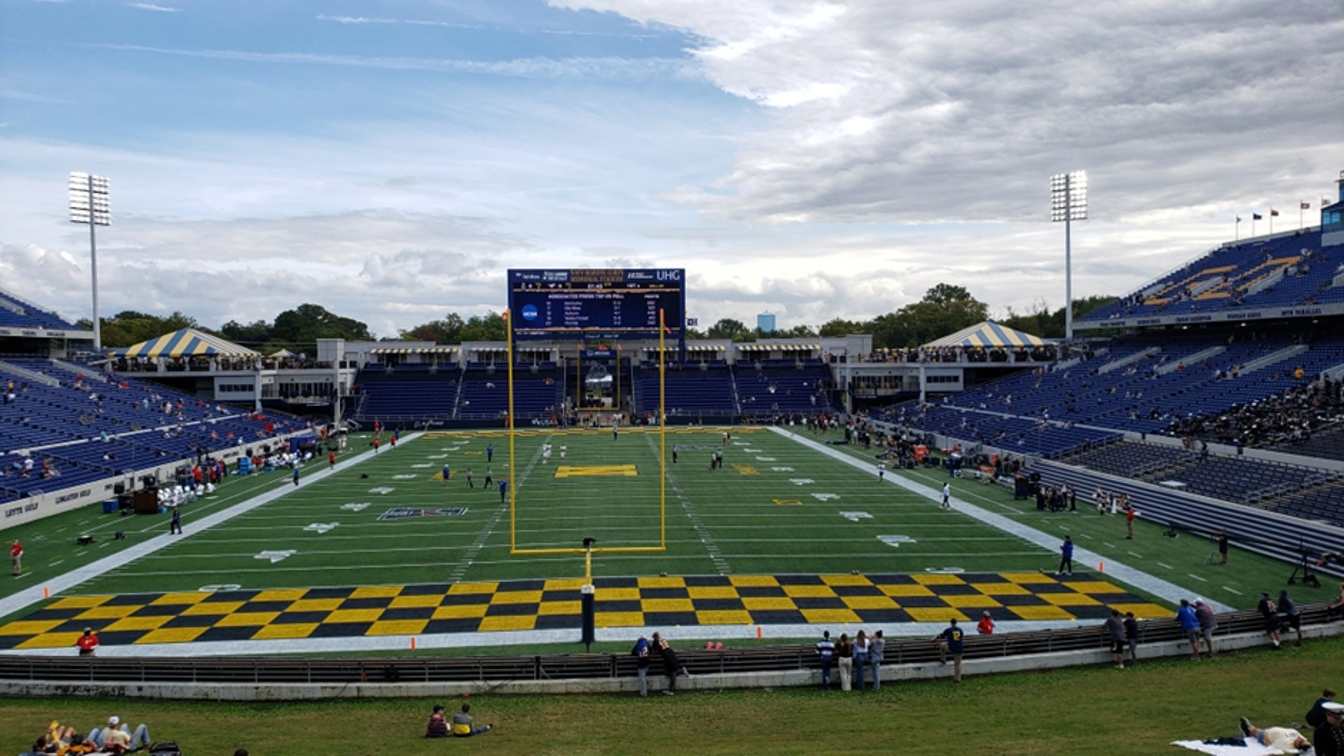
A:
[[377, 506, 468, 521]]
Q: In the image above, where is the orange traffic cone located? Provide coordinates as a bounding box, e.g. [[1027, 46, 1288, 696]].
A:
[[1098, 561, 1105, 573], [410, 636, 417, 651], [42, 586, 49, 599], [755, 626, 763, 639]]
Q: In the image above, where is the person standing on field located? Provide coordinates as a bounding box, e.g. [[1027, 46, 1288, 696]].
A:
[[9, 539, 22, 576]]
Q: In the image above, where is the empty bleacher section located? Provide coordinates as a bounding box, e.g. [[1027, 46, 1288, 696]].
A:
[[0, 288, 79, 331], [458, 363, 562, 421], [634, 361, 737, 421], [354, 365, 460, 423], [735, 359, 832, 417], [353, 363, 562, 424], [0, 357, 306, 507], [881, 405, 1117, 458]]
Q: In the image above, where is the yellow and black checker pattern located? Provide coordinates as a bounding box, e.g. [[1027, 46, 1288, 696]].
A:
[[0, 572, 1169, 649]]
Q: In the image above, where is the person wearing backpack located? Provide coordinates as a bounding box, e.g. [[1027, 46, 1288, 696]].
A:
[[632, 636, 651, 697]]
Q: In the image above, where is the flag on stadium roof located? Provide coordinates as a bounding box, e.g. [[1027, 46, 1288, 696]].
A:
[[923, 321, 1047, 349], [112, 327, 258, 359]]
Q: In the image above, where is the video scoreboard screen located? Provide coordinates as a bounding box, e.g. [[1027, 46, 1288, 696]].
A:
[[508, 268, 685, 341]]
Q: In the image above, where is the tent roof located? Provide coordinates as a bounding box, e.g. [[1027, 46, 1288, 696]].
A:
[[923, 321, 1046, 349], [269, 348, 295, 358], [114, 328, 258, 359]]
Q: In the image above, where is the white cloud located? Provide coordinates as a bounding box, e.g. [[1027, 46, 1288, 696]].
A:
[[126, 2, 179, 12]]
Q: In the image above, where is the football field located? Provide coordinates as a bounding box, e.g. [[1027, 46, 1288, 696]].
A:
[[0, 426, 1329, 653]]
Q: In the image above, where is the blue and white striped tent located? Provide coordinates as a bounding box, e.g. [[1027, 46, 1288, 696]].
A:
[[112, 328, 257, 359], [923, 321, 1047, 349]]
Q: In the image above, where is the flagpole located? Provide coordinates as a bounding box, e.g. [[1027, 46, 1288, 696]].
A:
[[1235, 216, 1240, 241], [1269, 209, 1274, 235]]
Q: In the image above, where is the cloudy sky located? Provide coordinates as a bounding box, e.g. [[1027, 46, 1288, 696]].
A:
[[2, 0, 1341, 336]]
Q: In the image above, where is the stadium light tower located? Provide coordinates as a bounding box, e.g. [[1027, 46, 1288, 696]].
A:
[[68, 172, 110, 351], [1050, 170, 1088, 341]]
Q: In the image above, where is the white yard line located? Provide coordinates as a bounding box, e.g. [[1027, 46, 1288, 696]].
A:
[[447, 433, 549, 582], [770, 427, 1233, 612], [648, 434, 729, 574], [0, 433, 424, 618], [1223, 586, 1243, 595], [1187, 573, 1208, 582]]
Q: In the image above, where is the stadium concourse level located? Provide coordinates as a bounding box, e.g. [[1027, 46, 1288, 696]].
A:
[[0, 289, 78, 331], [354, 358, 832, 426], [0, 356, 308, 506], [1084, 227, 1344, 322]]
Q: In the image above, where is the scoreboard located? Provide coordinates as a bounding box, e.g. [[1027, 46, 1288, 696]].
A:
[[508, 268, 685, 342]]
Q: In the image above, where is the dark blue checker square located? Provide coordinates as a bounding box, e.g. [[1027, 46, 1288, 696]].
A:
[[644, 611, 697, 627], [400, 583, 452, 596], [202, 590, 260, 603], [594, 576, 637, 588], [683, 575, 731, 586], [541, 590, 582, 602], [792, 597, 847, 610], [642, 588, 689, 600], [424, 618, 481, 634], [534, 614, 579, 631], [303, 587, 355, 599], [736, 586, 787, 598], [594, 600, 641, 613], [690, 598, 744, 611], [440, 593, 491, 606], [240, 601, 294, 613], [131, 604, 187, 617], [746, 610, 806, 625], [341, 597, 394, 610], [831, 585, 882, 597], [855, 609, 912, 623], [307, 622, 372, 639], [380, 607, 435, 621], [775, 574, 824, 585], [196, 626, 261, 643], [272, 611, 330, 625], [484, 603, 538, 617], [162, 614, 219, 629], [499, 579, 545, 591], [104, 593, 161, 606]]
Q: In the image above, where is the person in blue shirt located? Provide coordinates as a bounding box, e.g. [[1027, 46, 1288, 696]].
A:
[[1057, 535, 1074, 576], [1176, 599, 1202, 660], [485, 444, 494, 464], [441, 464, 451, 483], [499, 479, 508, 506], [936, 618, 965, 682]]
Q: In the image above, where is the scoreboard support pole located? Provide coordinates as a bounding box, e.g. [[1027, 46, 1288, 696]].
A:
[[659, 308, 667, 550]]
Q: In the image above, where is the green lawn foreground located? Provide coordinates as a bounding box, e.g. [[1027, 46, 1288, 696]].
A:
[[2, 634, 1338, 755]]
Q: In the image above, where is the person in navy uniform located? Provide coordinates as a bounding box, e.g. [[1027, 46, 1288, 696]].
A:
[[936, 618, 965, 682], [1058, 535, 1074, 576]]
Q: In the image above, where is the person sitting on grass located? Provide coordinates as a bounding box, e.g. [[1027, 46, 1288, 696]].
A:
[[450, 703, 492, 737], [1239, 716, 1311, 753], [425, 704, 450, 738], [87, 715, 151, 753], [1328, 582, 1344, 621]]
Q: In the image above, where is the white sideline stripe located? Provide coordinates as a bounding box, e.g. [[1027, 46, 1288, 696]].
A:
[[1223, 586, 1243, 595], [0, 433, 424, 619], [0, 619, 1102, 658], [769, 427, 1233, 613]]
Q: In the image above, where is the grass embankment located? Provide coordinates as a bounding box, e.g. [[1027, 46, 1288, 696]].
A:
[[3, 634, 1337, 755]]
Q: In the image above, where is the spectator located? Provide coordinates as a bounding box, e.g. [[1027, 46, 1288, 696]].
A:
[[1104, 609, 1126, 669], [632, 635, 651, 697], [869, 630, 884, 691], [76, 627, 99, 657], [1257, 592, 1282, 649], [450, 703, 493, 737], [935, 618, 965, 683], [10, 538, 22, 576], [1217, 531, 1230, 566], [1316, 703, 1344, 756], [87, 716, 151, 753], [976, 611, 995, 635], [1176, 600, 1201, 660], [1277, 590, 1303, 646], [815, 630, 835, 690], [835, 632, 853, 691], [1057, 535, 1074, 576], [1123, 611, 1140, 665], [1238, 717, 1311, 753], [1328, 581, 1344, 621], [1194, 600, 1218, 656], [652, 632, 689, 695], [1309, 690, 1339, 729], [425, 704, 449, 738], [853, 630, 870, 690]]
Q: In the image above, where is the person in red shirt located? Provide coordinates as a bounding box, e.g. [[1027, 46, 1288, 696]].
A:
[[371, 437, 381, 454], [9, 539, 22, 576], [76, 627, 99, 656], [1124, 502, 1136, 540], [976, 610, 995, 635], [327, 450, 337, 469]]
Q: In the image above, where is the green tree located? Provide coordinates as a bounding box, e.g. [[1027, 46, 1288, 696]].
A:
[[219, 319, 273, 346], [999, 295, 1119, 339], [874, 284, 989, 348], [818, 318, 871, 337], [707, 318, 752, 341], [271, 303, 371, 344], [400, 313, 466, 343], [458, 312, 506, 341], [80, 310, 200, 348]]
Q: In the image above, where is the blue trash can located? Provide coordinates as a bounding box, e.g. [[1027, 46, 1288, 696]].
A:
[[102, 499, 118, 514]]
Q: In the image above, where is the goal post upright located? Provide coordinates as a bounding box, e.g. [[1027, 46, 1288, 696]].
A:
[[506, 308, 518, 554]]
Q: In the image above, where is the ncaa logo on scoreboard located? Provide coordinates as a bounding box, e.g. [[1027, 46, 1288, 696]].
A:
[[521, 304, 539, 321], [657, 269, 682, 282]]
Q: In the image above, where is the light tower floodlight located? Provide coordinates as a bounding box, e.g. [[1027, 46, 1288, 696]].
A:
[[68, 172, 110, 351], [1050, 170, 1088, 341]]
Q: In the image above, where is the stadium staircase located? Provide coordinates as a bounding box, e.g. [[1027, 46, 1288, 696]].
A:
[[1097, 346, 1159, 374], [1154, 345, 1223, 375], [1240, 343, 1308, 374], [51, 357, 108, 383], [0, 359, 60, 387]]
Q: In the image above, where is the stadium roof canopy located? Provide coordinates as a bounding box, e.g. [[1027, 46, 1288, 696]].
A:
[[923, 321, 1046, 349], [113, 328, 258, 359]]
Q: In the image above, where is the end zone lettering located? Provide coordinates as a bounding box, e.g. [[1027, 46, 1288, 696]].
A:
[[377, 506, 468, 521]]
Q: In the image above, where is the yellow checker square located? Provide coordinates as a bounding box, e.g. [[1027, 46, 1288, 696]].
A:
[[0, 620, 64, 636], [448, 582, 498, 595], [971, 582, 1031, 596], [1001, 571, 1057, 584], [1010, 605, 1075, 621], [389, 595, 442, 610], [150, 592, 210, 606], [252, 588, 309, 602], [182, 601, 245, 617], [695, 610, 752, 625], [801, 609, 861, 624], [1066, 581, 1127, 595], [74, 604, 142, 621], [641, 598, 695, 613], [432, 604, 488, 620], [942, 595, 1002, 609], [17, 632, 83, 649], [101, 616, 173, 632], [821, 574, 873, 587], [1041, 593, 1101, 607], [913, 574, 966, 586], [478, 615, 536, 632], [350, 586, 403, 599], [46, 595, 112, 610], [251, 623, 319, 640], [325, 608, 385, 624], [595, 611, 644, 628], [730, 576, 780, 587], [1109, 602, 1171, 620], [287, 598, 344, 612], [492, 590, 543, 605], [544, 578, 588, 591], [688, 586, 739, 600], [539, 601, 581, 616], [783, 585, 837, 599], [214, 611, 281, 628], [878, 584, 935, 598], [368, 620, 430, 636], [905, 607, 969, 622], [637, 576, 686, 589], [742, 597, 797, 611], [135, 627, 208, 645], [554, 464, 637, 478], [596, 587, 641, 602], [841, 595, 900, 611]]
